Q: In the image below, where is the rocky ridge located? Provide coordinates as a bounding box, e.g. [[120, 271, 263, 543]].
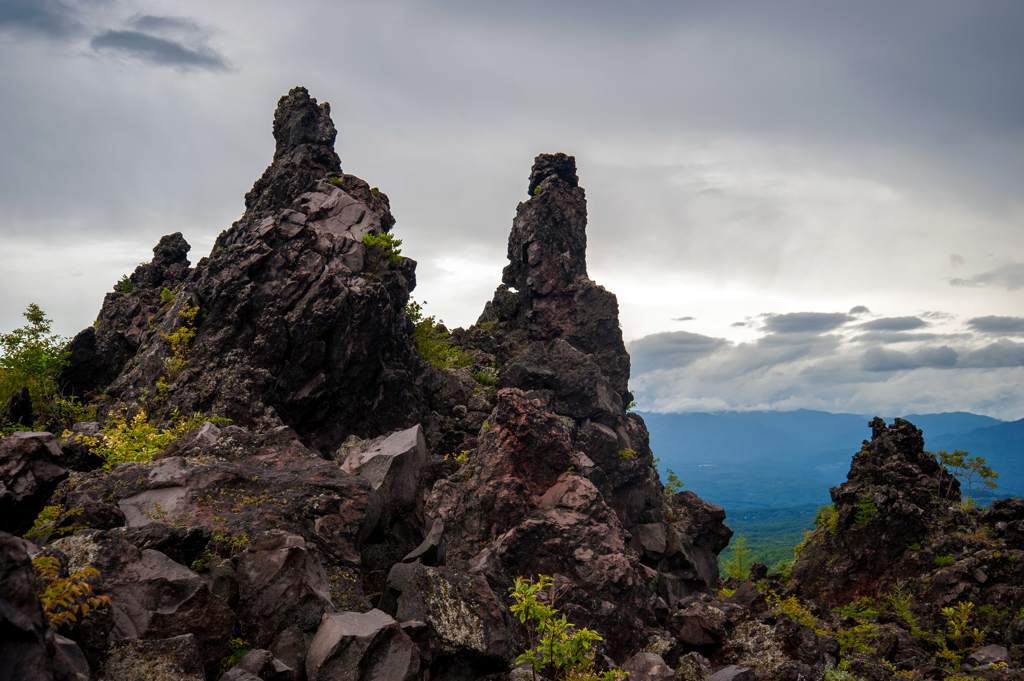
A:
[[2, 87, 1022, 681]]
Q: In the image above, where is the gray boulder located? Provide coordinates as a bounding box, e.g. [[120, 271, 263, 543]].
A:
[[101, 634, 205, 681], [340, 424, 426, 512], [306, 609, 419, 681], [622, 652, 677, 681]]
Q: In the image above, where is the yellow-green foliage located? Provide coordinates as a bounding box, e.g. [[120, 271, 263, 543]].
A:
[[617, 448, 636, 461], [663, 469, 685, 499], [814, 504, 840, 534], [23, 506, 85, 543], [75, 408, 223, 472], [161, 303, 200, 380], [509, 575, 625, 681], [934, 602, 986, 672], [406, 300, 472, 371], [192, 525, 251, 571], [32, 556, 111, 628]]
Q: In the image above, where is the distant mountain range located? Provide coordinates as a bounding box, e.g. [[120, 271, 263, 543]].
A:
[[641, 409, 1022, 511]]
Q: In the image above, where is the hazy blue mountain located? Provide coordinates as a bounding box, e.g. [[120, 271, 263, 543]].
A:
[[641, 409, 1015, 510]]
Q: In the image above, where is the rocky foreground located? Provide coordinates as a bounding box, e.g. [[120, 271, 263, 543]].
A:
[[2, 88, 1023, 681]]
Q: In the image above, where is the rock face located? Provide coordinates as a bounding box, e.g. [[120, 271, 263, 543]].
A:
[[9, 92, 746, 681], [792, 417, 966, 608], [59, 86, 426, 451], [0, 532, 56, 681]]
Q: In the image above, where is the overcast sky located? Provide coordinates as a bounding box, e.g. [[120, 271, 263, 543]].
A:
[[1, 0, 1022, 419]]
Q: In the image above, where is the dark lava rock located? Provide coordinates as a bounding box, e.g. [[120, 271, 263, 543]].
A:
[[479, 152, 632, 401], [0, 531, 56, 681], [792, 417, 960, 607], [2, 386, 34, 426], [59, 87, 426, 451], [0, 431, 69, 536]]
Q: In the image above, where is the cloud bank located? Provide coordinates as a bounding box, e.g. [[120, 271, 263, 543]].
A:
[[628, 311, 1024, 419]]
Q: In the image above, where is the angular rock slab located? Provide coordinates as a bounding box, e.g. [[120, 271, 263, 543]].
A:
[[101, 634, 205, 681], [706, 665, 759, 681], [234, 532, 336, 649], [340, 424, 425, 511], [0, 531, 54, 681], [306, 609, 419, 681], [395, 564, 511, 669], [0, 431, 68, 535]]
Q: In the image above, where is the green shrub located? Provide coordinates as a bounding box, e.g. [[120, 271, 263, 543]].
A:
[[219, 638, 249, 676], [908, 543, 922, 551], [362, 232, 403, 270], [192, 526, 251, 571], [75, 408, 227, 472], [509, 575, 625, 681], [663, 469, 684, 496], [329, 176, 345, 188], [935, 555, 955, 567], [617, 448, 636, 461], [814, 504, 840, 534], [0, 304, 70, 428], [855, 493, 878, 526], [936, 449, 999, 504], [160, 287, 176, 303], [406, 300, 472, 371], [118, 275, 133, 293]]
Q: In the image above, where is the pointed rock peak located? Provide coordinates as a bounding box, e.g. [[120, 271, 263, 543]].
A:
[[527, 152, 579, 195], [483, 152, 632, 398], [244, 86, 343, 216], [503, 152, 589, 295], [271, 86, 338, 158]]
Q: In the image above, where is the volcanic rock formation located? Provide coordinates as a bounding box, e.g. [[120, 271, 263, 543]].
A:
[[59, 87, 425, 451], [11, 87, 1023, 681]]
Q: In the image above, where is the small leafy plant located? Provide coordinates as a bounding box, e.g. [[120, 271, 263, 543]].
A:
[[118, 275, 134, 293], [509, 575, 625, 681], [663, 469, 684, 497], [219, 637, 250, 675], [24, 506, 85, 544], [192, 524, 251, 571], [617, 448, 636, 461], [33, 556, 111, 627], [814, 504, 840, 534], [935, 555, 955, 567], [161, 302, 201, 381], [470, 365, 498, 385]]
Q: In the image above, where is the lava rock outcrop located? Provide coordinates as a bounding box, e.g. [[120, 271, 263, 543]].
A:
[[59, 87, 425, 451]]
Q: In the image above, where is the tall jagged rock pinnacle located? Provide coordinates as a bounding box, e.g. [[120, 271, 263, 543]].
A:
[[481, 153, 631, 400], [60, 87, 425, 449], [244, 86, 342, 215]]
